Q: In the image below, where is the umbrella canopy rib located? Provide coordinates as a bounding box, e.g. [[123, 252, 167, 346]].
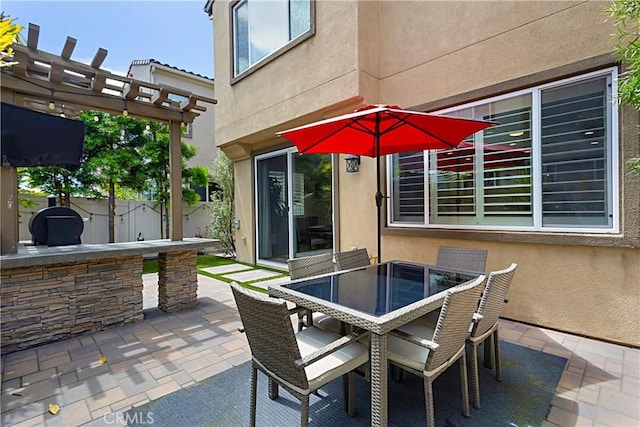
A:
[[382, 111, 459, 150], [299, 119, 361, 154]]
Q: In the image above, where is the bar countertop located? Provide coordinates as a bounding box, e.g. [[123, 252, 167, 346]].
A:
[[0, 238, 220, 269]]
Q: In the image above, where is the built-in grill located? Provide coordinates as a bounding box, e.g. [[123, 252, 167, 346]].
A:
[[28, 206, 84, 246]]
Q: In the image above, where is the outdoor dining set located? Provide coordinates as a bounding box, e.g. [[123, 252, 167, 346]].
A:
[[231, 246, 518, 427]]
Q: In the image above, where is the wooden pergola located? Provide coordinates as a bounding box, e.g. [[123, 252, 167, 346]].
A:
[[1, 23, 217, 254]]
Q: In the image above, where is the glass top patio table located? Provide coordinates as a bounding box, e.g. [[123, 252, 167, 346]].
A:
[[269, 260, 483, 427], [277, 260, 479, 317]]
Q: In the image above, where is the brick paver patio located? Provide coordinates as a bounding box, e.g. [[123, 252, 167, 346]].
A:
[[1, 264, 638, 426]]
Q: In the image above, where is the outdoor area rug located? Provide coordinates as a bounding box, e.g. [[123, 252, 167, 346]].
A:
[[127, 341, 567, 426]]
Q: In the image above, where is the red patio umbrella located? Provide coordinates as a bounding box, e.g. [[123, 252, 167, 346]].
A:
[[276, 104, 496, 261]]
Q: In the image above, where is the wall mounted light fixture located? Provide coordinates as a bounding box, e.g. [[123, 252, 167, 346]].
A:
[[345, 154, 360, 173]]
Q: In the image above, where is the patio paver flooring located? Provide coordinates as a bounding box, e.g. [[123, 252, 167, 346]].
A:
[[1, 262, 638, 426]]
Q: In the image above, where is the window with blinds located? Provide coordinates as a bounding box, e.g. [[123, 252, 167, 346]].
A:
[[390, 69, 615, 232], [434, 143, 476, 216], [482, 105, 532, 217], [391, 151, 425, 222], [541, 78, 609, 227], [428, 94, 533, 226]]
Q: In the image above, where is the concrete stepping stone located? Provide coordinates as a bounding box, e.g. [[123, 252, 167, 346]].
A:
[[201, 264, 253, 274], [222, 269, 283, 282]]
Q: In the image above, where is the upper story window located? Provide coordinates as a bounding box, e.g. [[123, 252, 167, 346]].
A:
[[232, 0, 313, 79], [389, 68, 619, 234]]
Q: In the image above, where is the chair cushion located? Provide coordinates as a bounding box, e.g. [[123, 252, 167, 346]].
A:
[[296, 326, 368, 391], [312, 313, 342, 334], [388, 321, 437, 372], [413, 309, 475, 334]]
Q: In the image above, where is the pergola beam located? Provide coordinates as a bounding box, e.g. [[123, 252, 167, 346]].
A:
[[152, 87, 170, 106], [12, 50, 28, 76], [61, 37, 76, 60], [4, 74, 200, 123], [91, 73, 107, 93], [27, 23, 39, 49], [90, 48, 107, 69], [49, 61, 64, 84], [181, 94, 217, 111]]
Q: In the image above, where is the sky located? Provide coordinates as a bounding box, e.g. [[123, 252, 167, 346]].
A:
[[3, 0, 215, 79]]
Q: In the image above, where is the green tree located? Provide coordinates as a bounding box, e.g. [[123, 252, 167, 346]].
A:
[[209, 151, 235, 256], [608, 0, 640, 174], [139, 121, 208, 238], [79, 111, 149, 242], [19, 166, 84, 207]]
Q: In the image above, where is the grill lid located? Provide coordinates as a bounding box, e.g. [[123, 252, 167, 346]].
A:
[[28, 206, 84, 246]]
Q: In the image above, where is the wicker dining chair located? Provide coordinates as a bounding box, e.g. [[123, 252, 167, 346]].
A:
[[387, 275, 486, 427], [436, 246, 488, 273], [230, 283, 369, 427], [334, 248, 371, 271], [287, 253, 335, 280], [467, 263, 518, 409], [287, 253, 335, 331]]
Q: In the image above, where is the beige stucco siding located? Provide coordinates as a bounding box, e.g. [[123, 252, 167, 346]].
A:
[[378, 1, 615, 107], [214, 0, 364, 150], [337, 159, 381, 256], [383, 235, 640, 345], [233, 158, 254, 262]]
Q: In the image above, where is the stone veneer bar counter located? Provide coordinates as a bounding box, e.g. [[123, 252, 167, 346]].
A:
[[0, 238, 219, 354]]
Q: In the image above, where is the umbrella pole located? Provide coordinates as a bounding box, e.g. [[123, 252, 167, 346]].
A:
[[375, 157, 382, 263], [375, 124, 382, 263]]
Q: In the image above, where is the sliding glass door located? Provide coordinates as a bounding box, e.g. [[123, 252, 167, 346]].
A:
[[256, 153, 289, 263], [256, 149, 333, 266]]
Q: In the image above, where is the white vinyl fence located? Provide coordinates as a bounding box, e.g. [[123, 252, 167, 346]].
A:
[[19, 196, 213, 244]]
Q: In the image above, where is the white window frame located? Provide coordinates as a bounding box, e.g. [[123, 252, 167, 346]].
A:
[[231, 0, 314, 81], [387, 67, 619, 234]]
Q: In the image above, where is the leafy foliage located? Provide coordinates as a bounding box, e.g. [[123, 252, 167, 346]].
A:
[[609, 0, 640, 109], [1, 13, 23, 67], [138, 120, 205, 237], [80, 111, 149, 195], [19, 167, 83, 207], [608, 0, 640, 175], [209, 151, 236, 256]]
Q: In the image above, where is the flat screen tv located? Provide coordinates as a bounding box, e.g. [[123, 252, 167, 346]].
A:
[[1, 102, 85, 170]]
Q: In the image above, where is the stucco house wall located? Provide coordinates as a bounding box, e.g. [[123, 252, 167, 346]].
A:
[[209, 0, 640, 346]]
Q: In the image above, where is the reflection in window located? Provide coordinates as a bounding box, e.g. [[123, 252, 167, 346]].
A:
[[233, 0, 312, 76]]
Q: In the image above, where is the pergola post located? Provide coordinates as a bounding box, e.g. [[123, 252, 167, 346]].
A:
[[169, 120, 183, 241], [0, 166, 18, 255]]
